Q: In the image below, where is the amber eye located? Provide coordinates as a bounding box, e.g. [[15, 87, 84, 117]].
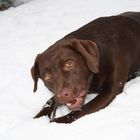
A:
[[44, 73, 52, 81], [64, 60, 75, 71]]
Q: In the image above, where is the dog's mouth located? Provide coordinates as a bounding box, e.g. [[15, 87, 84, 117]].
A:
[[66, 90, 86, 111]]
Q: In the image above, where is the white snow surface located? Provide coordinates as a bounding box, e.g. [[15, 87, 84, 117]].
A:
[[0, 0, 140, 140]]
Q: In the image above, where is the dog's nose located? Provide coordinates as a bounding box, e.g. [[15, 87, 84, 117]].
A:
[[56, 88, 72, 103]]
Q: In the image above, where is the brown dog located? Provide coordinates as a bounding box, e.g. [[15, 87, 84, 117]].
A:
[[31, 12, 140, 123]]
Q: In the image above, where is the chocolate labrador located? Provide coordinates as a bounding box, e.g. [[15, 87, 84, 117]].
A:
[[31, 12, 140, 123]]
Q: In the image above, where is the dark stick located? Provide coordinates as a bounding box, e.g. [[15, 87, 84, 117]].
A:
[[50, 102, 59, 121]]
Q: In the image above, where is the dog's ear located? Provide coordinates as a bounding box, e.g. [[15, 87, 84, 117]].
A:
[[31, 54, 41, 92], [70, 39, 99, 73]]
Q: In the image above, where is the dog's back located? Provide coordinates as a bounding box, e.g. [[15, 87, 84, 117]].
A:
[[120, 12, 140, 25]]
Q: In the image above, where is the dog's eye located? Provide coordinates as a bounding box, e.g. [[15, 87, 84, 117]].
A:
[[44, 73, 53, 81], [64, 60, 75, 71]]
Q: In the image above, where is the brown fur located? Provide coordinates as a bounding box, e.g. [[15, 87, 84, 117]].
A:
[[31, 12, 140, 123]]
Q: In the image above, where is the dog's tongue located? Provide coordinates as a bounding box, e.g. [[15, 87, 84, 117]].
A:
[[66, 99, 78, 106]]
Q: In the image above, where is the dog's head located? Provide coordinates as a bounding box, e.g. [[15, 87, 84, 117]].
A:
[[31, 38, 99, 111]]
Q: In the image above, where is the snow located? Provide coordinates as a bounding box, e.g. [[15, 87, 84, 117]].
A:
[[0, 0, 140, 140]]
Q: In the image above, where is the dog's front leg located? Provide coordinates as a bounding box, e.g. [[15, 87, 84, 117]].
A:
[[50, 90, 117, 123]]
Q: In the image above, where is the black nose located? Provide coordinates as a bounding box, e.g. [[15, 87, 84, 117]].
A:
[[56, 88, 73, 103]]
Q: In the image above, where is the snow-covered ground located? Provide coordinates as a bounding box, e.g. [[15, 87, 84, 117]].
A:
[[0, 0, 140, 140]]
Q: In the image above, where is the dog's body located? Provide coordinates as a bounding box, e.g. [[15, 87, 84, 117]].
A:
[[31, 12, 140, 123]]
